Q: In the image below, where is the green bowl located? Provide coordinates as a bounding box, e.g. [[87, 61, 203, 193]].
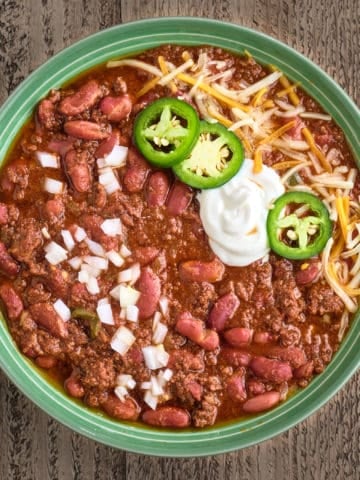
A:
[[0, 17, 359, 457]]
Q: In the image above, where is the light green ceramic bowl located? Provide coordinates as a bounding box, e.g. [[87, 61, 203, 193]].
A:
[[0, 18, 359, 457]]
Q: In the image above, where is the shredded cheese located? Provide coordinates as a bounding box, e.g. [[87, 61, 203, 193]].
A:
[[269, 65, 300, 106], [253, 147, 263, 173], [207, 107, 253, 153], [335, 196, 350, 241], [252, 87, 268, 106], [301, 127, 332, 173], [272, 159, 306, 170], [276, 82, 301, 98], [135, 76, 161, 98], [258, 119, 297, 145], [107, 59, 162, 77]]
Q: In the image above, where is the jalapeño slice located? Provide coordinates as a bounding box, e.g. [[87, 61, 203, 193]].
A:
[[133, 97, 200, 167], [172, 121, 244, 189], [267, 191, 332, 260]]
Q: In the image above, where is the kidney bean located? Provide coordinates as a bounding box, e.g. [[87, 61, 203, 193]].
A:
[[247, 378, 266, 396], [58, 80, 103, 116], [44, 268, 69, 300], [102, 394, 140, 421], [64, 149, 92, 193], [125, 347, 144, 365], [29, 302, 68, 338], [99, 94, 132, 122], [0, 203, 8, 225], [166, 181, 193, 215], [136, 267, 161, 319], [64, 371, 85, 398], [35, 355, 58, 369], [146, 171, 170, 207], [142, 406, 190, 428], [185, 380, 203, 401], [47, 138, 74, 157], [132, 246, 160, 266], [0, 283, 23, 320], [268, 346, 307, 368], [250, 356, 292, 384], [179, 257, 225, 283], [253, 331, 273, 344], [37, 99, 56, 130], [64, 120, 110, 140], [207, 291, 240, 331], [176, 311, 219, 351], [220, 348, 252, 367], [82, 213, 119, 251], [0, 242, 20, 277], [294, 360, 315, 379], [43, 197, 65, 224], [123, 148, 150, 193], [95, 132, 119, 158], [295, 262, 321, 285], [227, 368, 247, 402], [243, 391, 281, 413], [224, 327, 253, 347]]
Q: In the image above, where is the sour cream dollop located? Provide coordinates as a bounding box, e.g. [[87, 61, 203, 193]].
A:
[[197, 158, 285, 266]]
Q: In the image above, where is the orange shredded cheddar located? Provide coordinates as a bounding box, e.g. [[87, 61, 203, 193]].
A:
[[182, 51, 192, 61], [176, 73, 251, 112], [301, 127, 332, 173], [344, 286, 360, 296], [207, 108, 252, 153], [158, 56, 177, 93], [262, 99, 275, 109], [276, 82, 301, 99], [135, 76, 161, 98], [335, 196, 350, 241], [253, 148, 263, 173], [269, 65, 300, 106], [330, 235, 345, 260], [258, 120, 296, 145], [272, 160, 305, 170], [252, 87, 268, 107]]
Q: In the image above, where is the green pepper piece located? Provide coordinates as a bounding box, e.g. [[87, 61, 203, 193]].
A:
[[72, 308, 100, 339], [133, 97, 200, 167], [172, 121, 244, 189], [267, 191, 332, 260]]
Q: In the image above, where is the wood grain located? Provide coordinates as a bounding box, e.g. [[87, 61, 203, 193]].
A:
[[0, 0, 359, 478]]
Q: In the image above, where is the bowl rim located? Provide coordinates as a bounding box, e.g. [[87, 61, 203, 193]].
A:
[[0, 16, 359, 457]]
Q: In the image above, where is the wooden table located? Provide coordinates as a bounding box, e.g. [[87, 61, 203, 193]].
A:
[[0, 1, 359, 478]]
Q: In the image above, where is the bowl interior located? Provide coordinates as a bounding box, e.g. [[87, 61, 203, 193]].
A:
[[0, 17, 359, 456]]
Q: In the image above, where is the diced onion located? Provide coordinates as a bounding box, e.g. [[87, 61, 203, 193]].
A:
[[143, 390, 158, 410], [36, 151, 59, 168], [119, 307, 126, 319], [44, 178, 64, 194], [106, 250, 125, 267], [142, 345, 169, 370], [41, 227, 51, 240], [152, 322, 168, 345], [100, 218, 122, 237], [111, 326, 136, 355], [61, 229, 75, 251], [45, 241, 68, 265], [78, 269, 89, 283], [53, 299, 71, 322], [99, 168, 121, 194], [86, 276, 100, 295], [80, 263, 101, 278], [141, 381, 152, 390], [114, 385, 128, 402], [96, 302, 114, 325], [162, 368, 173, 382], [97, 297, 109, 306], [152, 311, 162, 330], [119, 285, 141, 307], [110, 284, 121, 300], [150, 375, 164, 396], [101, 145, 128, 168], [126, 305, 139, 323], [159, 296, 169, 316], [120, 244, 132, 257], [83, 255, 108, 270], [74, 226, 87, 242], [85, 238, 105, 257], [68, 256, 82, 270], [117, 374, 136, 389], [118, 263, 140, 285]]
